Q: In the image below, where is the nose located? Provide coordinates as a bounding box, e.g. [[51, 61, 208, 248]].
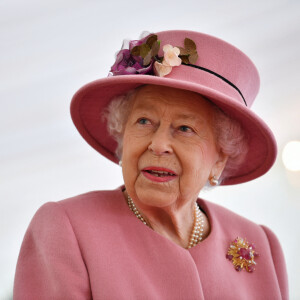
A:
[[148, 125, 173, 156]]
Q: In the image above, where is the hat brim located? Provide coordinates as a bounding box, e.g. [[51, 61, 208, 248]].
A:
[[70, 74, 277, 185]]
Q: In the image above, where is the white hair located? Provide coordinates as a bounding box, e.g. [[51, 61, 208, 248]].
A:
[[212, 107, 248, 182], [102, 89, 137, 158], [102, 87, 248, 184]]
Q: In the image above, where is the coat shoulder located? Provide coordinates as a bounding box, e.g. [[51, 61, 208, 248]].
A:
[[58, 187, 122, 206], [199, 198, 262, 233], [56, 187, 123, 215]]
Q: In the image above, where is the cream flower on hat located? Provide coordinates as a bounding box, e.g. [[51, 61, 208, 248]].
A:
[[163, 45, 182, 66], [153, 62, 172, 77], [154, 44, 182, 77]]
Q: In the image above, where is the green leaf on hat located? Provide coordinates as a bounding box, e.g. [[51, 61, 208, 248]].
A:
[[151, 40, 160, 57], [178, 47, 189, 56], [177, 37, 198, 65], [140, 44, 151, 58], [184, 38, 196, 52], [143, 52, 152, 66], [146, 34, 158, 48], [180, 55, 190, 64], [131, 46, 140, 56], [189, 52, 198, 64]]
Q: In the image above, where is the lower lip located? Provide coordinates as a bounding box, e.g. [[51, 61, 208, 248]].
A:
[[142, 171, 177, 183]]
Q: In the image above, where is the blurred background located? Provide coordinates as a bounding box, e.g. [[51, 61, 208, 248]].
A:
[[1, 0, 300, 298]]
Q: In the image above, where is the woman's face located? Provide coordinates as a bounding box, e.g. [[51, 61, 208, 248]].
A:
[[122, 85, 227, 208]]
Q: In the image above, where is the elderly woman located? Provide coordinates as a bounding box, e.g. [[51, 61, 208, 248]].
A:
[[14, 30, 288, 299]]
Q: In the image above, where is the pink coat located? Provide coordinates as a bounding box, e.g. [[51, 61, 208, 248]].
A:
[[14, 186, 288, 299]]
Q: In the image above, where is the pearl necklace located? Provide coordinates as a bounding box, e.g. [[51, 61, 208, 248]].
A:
[[126, 194, 205, 249], [188, 202, 205, 248]]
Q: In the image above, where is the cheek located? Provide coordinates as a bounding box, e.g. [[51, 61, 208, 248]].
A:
[[122, 134, 139, 177], [121, 131, 147, 196], [122, 130, 146, 164], [179, 143, 217, 193]]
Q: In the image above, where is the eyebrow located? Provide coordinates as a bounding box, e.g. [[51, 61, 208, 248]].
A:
[[132, 106, 206, 124], [175, 114, 198, 120]]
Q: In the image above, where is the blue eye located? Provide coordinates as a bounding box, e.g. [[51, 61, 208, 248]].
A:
[[179, 125, 193, 132], [138, 118, 150, 125]]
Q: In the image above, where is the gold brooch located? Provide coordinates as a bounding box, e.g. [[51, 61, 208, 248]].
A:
[[226, 237, 259, 273]]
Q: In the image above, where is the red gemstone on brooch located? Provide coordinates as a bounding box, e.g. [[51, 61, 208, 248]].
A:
[[226, 237, 259, 273]]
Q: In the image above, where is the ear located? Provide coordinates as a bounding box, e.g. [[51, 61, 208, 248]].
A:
[[210, 152, 229, 180]]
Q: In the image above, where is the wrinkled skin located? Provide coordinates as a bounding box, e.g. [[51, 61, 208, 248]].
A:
[[121, 85, 228, 247]]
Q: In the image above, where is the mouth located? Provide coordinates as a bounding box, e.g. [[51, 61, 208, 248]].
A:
[[141, 167, 177, 182]]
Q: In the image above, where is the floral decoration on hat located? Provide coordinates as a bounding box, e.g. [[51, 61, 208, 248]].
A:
[[110, 33, 198, 77], [226, 237, 259, 273], [153, 44, 181, 77]]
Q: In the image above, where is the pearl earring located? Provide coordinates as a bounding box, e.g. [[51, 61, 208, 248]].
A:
[[210, 175, 218, 186], [119, 160, 122, 167]]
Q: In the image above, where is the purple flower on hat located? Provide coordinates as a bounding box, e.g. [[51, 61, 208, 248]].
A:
[[110, 34, 159, 76], [110, 49, 153, 76]]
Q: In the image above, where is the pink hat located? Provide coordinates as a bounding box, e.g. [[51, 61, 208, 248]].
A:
[[70, 30, 277, 185]]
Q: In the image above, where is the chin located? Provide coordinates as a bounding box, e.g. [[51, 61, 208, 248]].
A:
[[138, 191, 177, 208], [135, 178, 179, 208]]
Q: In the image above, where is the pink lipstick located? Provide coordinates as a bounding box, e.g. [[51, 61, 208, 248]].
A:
[[142, 167, 177, 183]]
